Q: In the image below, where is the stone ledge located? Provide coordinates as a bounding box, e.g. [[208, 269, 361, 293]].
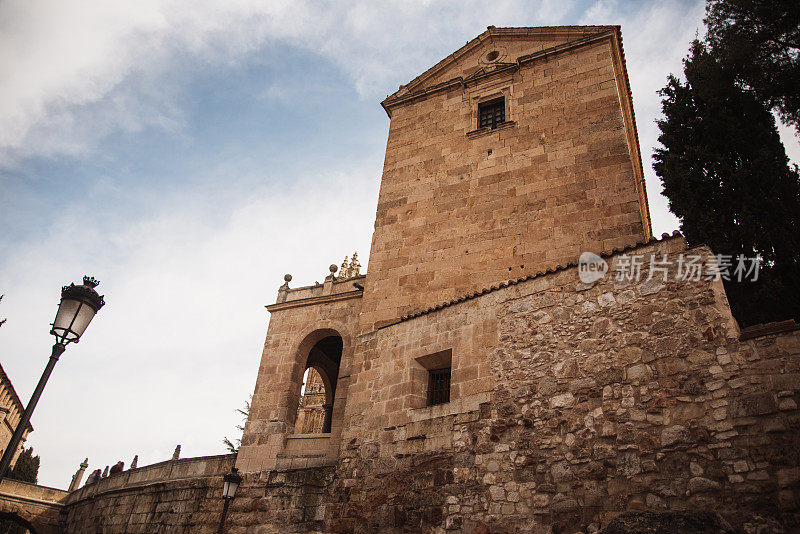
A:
[[466, 121, 517, 139], [408, 391, 491, 423]]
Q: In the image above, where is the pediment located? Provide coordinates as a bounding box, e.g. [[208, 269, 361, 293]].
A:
[[384, 26, 617, 105]]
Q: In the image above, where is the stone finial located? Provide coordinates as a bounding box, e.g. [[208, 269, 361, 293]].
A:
[[279, 273, 292, 290], [130, 455, 138, 469], [277, 274, 292, 303], [337, 251, 361, 280], [102, 466, 109, 477], [69, 458, 89, 491], [172, 445, 181, 460], [349, 252, 361, 277], [325, 264, 338, 286]]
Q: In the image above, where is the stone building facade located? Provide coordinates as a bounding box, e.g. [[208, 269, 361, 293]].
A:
[[58, 25, 799, 533], [0, 362, 32, 472]]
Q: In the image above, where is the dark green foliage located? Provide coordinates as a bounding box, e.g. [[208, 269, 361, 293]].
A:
[[654, 41, 800, 326], [705, 0, 800, 132], [0, 447, 40, 533], [222, 397, 250, 453], [9, 446, 39, 484]]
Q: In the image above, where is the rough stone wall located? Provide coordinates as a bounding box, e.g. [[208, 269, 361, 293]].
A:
[[61, 238, 800, 533], [360, 35, 647, 332], [226, 467, 336, 534], [327, 237, 800, 533], [61, 454, 234, 533]]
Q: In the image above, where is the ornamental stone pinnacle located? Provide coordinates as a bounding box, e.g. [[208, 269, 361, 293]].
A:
[[337, 252, 361, 280], [349, 252, 361, 277]]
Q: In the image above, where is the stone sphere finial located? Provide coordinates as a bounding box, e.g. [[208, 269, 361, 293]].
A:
[[329, 264, 338, 273], [284, 274, 292, 282]]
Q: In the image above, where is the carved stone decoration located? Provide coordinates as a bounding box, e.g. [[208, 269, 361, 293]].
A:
[[337, 252, 361, 280], [349, 252, 361, 277]]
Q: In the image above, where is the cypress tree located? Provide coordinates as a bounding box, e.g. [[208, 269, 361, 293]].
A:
[[705, 0, 800, 132], [9, 446, 40, 484], [654, 41, 800, 326]]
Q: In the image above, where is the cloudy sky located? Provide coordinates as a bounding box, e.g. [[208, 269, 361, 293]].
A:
[[1, 0, 798, 488]]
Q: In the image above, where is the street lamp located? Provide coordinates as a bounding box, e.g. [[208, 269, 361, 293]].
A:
[[217, 466, 242, 533], [0, 276, 105, 480]]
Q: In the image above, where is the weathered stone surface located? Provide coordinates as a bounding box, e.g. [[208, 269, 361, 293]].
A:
[[729, 392, 777, 418], [600, 511, 735, 534], [687, 476, 721, 494], [660, 425, 691, 447]]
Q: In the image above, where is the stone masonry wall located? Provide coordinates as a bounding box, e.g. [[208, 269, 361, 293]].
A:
[[226, 467, 336, 534], [238, 293, 362, 473], [328, 236, 800, 533], [360, 34, 647, 332], [62, 454, 234, 533], [61, 237, 800, 533]]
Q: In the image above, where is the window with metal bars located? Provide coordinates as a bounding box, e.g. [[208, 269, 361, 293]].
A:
[[478, 98, 505, 129], [427, 367, 451, 406]]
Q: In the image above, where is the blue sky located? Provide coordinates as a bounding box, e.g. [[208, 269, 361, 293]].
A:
[[1, 0, 798, 487]]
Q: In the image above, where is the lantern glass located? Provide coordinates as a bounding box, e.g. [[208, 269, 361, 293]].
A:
[[222, 468, 242, 499], [50, 277, 105, 345], [52, 298, 82, 343]]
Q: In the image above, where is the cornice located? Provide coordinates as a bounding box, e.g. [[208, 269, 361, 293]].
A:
[[267, 289, 363, 313], [381, 28, 617, 116]]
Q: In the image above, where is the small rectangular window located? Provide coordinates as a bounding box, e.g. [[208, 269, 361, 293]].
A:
[[427, 367, 451, 406], [478, 98, 505, 129]]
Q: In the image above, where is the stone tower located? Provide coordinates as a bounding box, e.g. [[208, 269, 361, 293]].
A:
[[359, 26, 651, 331], [237, 24, 653, 475]]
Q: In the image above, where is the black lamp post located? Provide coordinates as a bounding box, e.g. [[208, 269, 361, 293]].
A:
[[0, 276, 105, 480], [217, 466, 242, 533]]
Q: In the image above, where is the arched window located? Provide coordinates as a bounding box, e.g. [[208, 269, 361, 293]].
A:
[[292, 335, 342, 434]]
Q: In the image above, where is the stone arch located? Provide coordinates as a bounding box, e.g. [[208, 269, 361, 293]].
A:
[[0, 511, 38, 533], [0, 500, 60, 534], [289, 329, 344, 434]]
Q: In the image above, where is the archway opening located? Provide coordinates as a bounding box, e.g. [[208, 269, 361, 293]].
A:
[[0, 511, 37, 534], [294, 335, 342, 434]]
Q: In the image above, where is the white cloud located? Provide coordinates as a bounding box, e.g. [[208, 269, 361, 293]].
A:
[[0, 0, 580, 166], [0, 162, 380, 486], [4, 0, 798, 488]]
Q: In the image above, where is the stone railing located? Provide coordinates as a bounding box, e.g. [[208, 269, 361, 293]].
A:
[[65, 453, 234, 504], [0, 477, 68, 505]]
